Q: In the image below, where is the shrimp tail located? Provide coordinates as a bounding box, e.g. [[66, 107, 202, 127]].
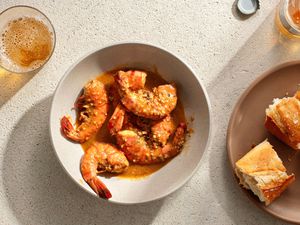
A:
[[87, 177, 112, 199], [108, 104, 126, 136], [60, 116, 81, 143]]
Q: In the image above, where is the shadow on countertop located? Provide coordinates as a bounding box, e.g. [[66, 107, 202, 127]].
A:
[[2, 96, 163, 225], [0, 67, 41, 109], [207, 8, 297, 225]]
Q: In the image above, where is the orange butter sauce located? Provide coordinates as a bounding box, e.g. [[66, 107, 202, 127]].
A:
[[81, 69, 186, 179]]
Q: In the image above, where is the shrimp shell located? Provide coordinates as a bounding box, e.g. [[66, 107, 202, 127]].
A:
[[116, 123, 187, 164], [81, 142, 129, 199], [61, 80, 109, 143], [115, 70, 177, 120]]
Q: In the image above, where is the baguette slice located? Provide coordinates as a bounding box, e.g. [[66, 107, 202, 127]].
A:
[[235, 140, 295, 205], [265, 91, 300, 150]]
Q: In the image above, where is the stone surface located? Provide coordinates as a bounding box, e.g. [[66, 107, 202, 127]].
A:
[[0, 0, 297, 224]]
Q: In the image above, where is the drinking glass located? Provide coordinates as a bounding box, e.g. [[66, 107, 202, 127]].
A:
[[276, 0, 300, 39], [0, 5, 56, 74]]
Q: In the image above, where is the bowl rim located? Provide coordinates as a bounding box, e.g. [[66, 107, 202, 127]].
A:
[[49, 41, 212, 204], [226, 60, 300, 224]]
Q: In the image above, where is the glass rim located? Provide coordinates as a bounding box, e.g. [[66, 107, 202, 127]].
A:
[[278, 0, 300, 36], [0, 5, 56, 74]]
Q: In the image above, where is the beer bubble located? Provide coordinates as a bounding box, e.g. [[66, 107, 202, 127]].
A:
[[0, 16, 53, 72]]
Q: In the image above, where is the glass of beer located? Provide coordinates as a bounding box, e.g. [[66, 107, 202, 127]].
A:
[[0, 5, 56, 74], [276, 0, 300, 39]]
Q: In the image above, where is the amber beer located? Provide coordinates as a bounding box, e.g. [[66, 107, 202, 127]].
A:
[[276, 0, 300, 38], [0, 6, 55, 73]]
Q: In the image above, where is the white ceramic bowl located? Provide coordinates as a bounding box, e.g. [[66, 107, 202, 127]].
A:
[[50, 42, 211, 204]]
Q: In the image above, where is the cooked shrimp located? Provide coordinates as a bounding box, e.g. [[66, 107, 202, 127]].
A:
[[81, 142, 129, 199], [151, 115, 176, 146], [61, 80, 109, 143], [115, 70, 177, 120], [108, 104, 129, 136], [116, 123, 187, 164], [108, 72, 146, 136], [116, 70, 146, 91], [108, 103, 176, 147], [127, 114, 176, 146]]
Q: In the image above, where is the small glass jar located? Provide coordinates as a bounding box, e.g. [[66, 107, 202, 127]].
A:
[[276, 0, 300, 39]]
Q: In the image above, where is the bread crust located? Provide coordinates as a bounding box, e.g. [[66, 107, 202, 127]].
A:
[[265, 91, 300, 150], [262, 174, 295, 205], [235, 140, 295, 205], [265, 116, 300, 150]]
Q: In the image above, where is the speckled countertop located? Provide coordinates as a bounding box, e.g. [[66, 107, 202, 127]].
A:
[[0, 0, 298, 224]]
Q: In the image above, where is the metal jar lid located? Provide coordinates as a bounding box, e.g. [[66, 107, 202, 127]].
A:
[[237, 0, 259, 15]]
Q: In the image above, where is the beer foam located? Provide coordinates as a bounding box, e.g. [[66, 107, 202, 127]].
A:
[[0, 16, 54, 73]]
